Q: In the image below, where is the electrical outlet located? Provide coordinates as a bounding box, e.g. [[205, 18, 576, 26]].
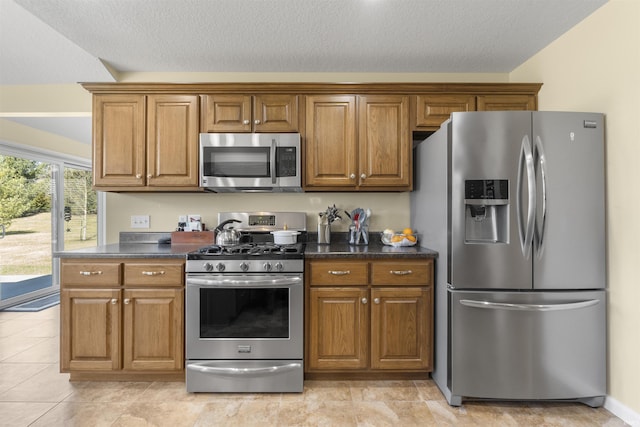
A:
[[131, 215, 150, 229]]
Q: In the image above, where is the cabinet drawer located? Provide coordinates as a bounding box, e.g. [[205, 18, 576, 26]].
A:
[[61, 262, 122, 287], [371, 260, 433, 286], [124, 262, 184, 287], [309, 261, 368, 286]]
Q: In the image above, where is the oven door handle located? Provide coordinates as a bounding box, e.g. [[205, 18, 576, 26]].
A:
[[187, 276, 302, 288], [187, 362, 301, 377]]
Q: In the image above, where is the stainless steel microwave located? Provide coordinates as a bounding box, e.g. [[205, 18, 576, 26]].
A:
[[199, 133, 302, 192]]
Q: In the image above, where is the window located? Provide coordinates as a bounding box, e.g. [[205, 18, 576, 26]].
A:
[[0, 143, 102, 309]]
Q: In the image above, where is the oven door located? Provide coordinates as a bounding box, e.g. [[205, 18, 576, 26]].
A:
[[186, 273, 303, 360]]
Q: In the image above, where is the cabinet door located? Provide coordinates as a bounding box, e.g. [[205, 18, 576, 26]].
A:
[[61, 288, 121, 372], [305, 95, 357, 188], [122, 288, 184, 371], [254, 94, 299, 132], [370, 287, 431, 370], [477, 95, 536, 111], [414, 94, 476, 129], [358, 95, 411, 189], [93, 94, 146, 187], [147, 95, 199, 187], [308, 287, 368, 370], [201, 94, 252, 132]]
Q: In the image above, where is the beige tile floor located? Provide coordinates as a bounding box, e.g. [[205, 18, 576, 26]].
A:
[[0, 305, 627, 426]]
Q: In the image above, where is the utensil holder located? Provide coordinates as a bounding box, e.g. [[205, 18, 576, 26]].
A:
[[348, 224, 369, 245]]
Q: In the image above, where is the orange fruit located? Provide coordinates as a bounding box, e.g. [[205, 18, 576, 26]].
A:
[[406, 235, 416, 242], [402, 227, 413, 235], [391, 235, 404, 243]]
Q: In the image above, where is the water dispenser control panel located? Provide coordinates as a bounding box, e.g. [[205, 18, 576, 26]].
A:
[[464, 179, 509, 244]]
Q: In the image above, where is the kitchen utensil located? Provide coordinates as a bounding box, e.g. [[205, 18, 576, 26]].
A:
[[270, 230, 300, 245], [214, 219, 241, 245]]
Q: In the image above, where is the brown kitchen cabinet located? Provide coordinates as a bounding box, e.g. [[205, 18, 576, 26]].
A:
[[92, 94, 199, 190], [305, 258, 433, 376], [476, 94, 537, 111], [305, 95, 411, 191], [201, 94, 299, 133], [60, 258, 184, 380], [412, 93, 537, 131], [412, 94, 476, 130]]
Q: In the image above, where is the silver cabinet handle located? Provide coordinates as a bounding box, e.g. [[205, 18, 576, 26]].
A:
[[329, 270, 351, 275], [111, 298, 117, 305], [390, 270, 413, 275], [350, 173, 356, 179], [142, 271, 165, 276], [254, 119, 261, 125], [460, 299, 600, 312], [374, 298, 380, 304], [360, 173, 366, 180], [361, 297, 368, 304], [136, 174, 142, 179], [80, 271, 102, 276], [243, 119, 250, 125], [147, 174, 153, 179], [124, 298, 131, 305]]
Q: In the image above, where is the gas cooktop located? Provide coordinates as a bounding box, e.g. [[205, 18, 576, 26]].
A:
[[188, 242, 305, 259]]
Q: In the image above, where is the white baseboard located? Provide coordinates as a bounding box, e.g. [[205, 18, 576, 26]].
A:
[[605, 395, 640, 426]]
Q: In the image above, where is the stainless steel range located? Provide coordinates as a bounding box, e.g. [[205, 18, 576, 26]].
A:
[[185, 212, 306, 393]]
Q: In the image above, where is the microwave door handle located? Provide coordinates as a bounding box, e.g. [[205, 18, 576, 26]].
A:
[[271, 138, 277, 185]]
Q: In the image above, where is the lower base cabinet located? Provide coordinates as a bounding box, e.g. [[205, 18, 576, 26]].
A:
[[60, 259, 184, 380], [306, 258, 433, 376]]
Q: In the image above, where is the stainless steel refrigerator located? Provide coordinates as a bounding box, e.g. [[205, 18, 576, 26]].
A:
[[410, 111, 606, 407]]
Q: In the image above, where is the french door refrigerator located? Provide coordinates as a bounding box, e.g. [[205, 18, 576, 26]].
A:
[[410, 111, 606, 407]]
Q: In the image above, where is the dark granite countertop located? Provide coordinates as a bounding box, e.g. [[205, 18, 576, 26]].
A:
[[305, 233, 438, 259], [54, 232, 438, 260], [54, 243, 202, 259]]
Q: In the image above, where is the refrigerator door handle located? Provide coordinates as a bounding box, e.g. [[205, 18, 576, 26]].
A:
[[534, 135, 548, 258], [459, 298, 600, 312], [517, 135, 536, 259]]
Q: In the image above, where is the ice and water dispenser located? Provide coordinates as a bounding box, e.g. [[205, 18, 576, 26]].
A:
[[464, 180, 509, 243]]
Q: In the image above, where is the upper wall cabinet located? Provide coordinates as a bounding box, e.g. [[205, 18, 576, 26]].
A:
[[412, 93, 537, 131], [412, 94, 476, 130], [201, 94, 299, 133], [476, 94, 537, 111], [93, 94, 199, 190], [305, 94, 411, 191]]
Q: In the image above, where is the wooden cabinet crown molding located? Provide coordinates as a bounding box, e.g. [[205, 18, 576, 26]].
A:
[[81, 82, 542, 96]]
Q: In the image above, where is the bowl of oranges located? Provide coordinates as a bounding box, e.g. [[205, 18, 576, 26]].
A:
[[381, 228, 418, 247]]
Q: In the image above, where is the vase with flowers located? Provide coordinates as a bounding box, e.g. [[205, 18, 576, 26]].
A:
[[317, 204, 342, 244]]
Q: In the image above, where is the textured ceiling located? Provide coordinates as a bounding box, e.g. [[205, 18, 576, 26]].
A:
[[0, 0, 608, 146]]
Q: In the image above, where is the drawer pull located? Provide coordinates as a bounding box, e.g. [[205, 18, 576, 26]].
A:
[[390, 270, 413, 275], [79, 270, 102, 276], [361, 297, 368, 304], [124, 298, 131, 304], [374, 298, 380, 304], [328, 270, 351, 276], [141, 271, 165, 276], [111, 298, 117, 305]]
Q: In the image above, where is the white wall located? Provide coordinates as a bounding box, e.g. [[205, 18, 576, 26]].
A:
[[511, 0, 640, 418]]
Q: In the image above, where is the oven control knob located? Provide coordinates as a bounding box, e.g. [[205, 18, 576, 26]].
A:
[[215, 262, 226, 272], [203, 262, 214, 272], [263, 262, 272, 272], [240, 262, 249, 272], [275, 262, 284, 272]]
